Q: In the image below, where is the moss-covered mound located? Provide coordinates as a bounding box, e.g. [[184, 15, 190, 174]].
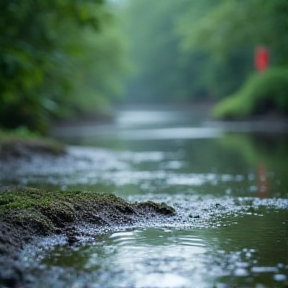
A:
[[0, 130, 66, 158], [0, 187, 175, 286], [0, 186, 175, 252], [212, 67, 288, 120], [0, 187, 175, 235]]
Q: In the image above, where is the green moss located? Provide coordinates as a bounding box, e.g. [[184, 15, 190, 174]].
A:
[[2, 209, 55, 235], [213, 67, 288, 119], [0, 187, 175, 236], [0, 129, 66, 158]]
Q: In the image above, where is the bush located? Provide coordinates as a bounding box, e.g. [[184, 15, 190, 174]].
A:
[[212, 67, 288, 119], [0, 1, 128, 134]]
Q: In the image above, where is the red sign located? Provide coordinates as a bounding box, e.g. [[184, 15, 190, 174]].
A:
[[255, 46, 269, 72]]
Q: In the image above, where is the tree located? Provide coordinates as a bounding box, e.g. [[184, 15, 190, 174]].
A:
[[0, 0, 128, 133], [122, 0, 249, 103], [122, 0, 288, 104], [184, 0, 288, 118], [123, 0, 187, 103], [179, 0, 288, 66]]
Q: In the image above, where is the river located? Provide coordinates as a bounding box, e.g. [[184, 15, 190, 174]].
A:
[[3, 105, 288, 287]]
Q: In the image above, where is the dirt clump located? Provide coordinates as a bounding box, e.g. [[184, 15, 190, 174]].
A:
[[0, 187, 175, 287]]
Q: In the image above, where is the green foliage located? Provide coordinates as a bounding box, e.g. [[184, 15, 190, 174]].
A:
[[180, 0, 288, 65], [122, 0, 288, 105], [2, 0, 287, 123], [213, 68, 288, 119], [66, 18, 130, 118], [123, 0, 187, 103], [122, 0, 254, 102], [0, 0, 128, 133]]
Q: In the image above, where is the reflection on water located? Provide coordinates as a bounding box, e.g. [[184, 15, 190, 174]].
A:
[[42, 209, 288, 288], [43, 229, 210, 287], [1, 136, 287, 199], [2, 106, 288, 287], [257, 163, 269, 198]]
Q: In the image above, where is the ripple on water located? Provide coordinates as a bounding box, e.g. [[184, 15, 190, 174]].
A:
[[17, 194, 288, 288], [0, 146, 246, 193], [38, 205, 288, 288], [2, 144, 288, 287], [42, 228, 212, 288]]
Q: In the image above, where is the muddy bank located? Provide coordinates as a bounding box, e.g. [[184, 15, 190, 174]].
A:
[[0, 187, 175, 287], [0, 134, 66, 159]]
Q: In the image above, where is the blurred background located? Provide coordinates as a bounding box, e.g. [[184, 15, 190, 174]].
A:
[[1, 2, 288, 286], [1, 0, 288, 134]]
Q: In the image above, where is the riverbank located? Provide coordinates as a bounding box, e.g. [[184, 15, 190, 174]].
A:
[[0, 131, 176, 287], [0, 129, 66, 159], [212, 68, 288, 120], [1, 111, 288, 287], [0, 187, 175, 287]]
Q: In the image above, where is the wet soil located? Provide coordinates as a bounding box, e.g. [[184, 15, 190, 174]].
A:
[[0, 135, 176, 287], [1, 128, 287, 287], [0, 187, 175, 287], [0, 136, 66, 159]]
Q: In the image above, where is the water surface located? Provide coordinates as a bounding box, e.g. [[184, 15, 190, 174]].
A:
[[2, 106, 288, 287]]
